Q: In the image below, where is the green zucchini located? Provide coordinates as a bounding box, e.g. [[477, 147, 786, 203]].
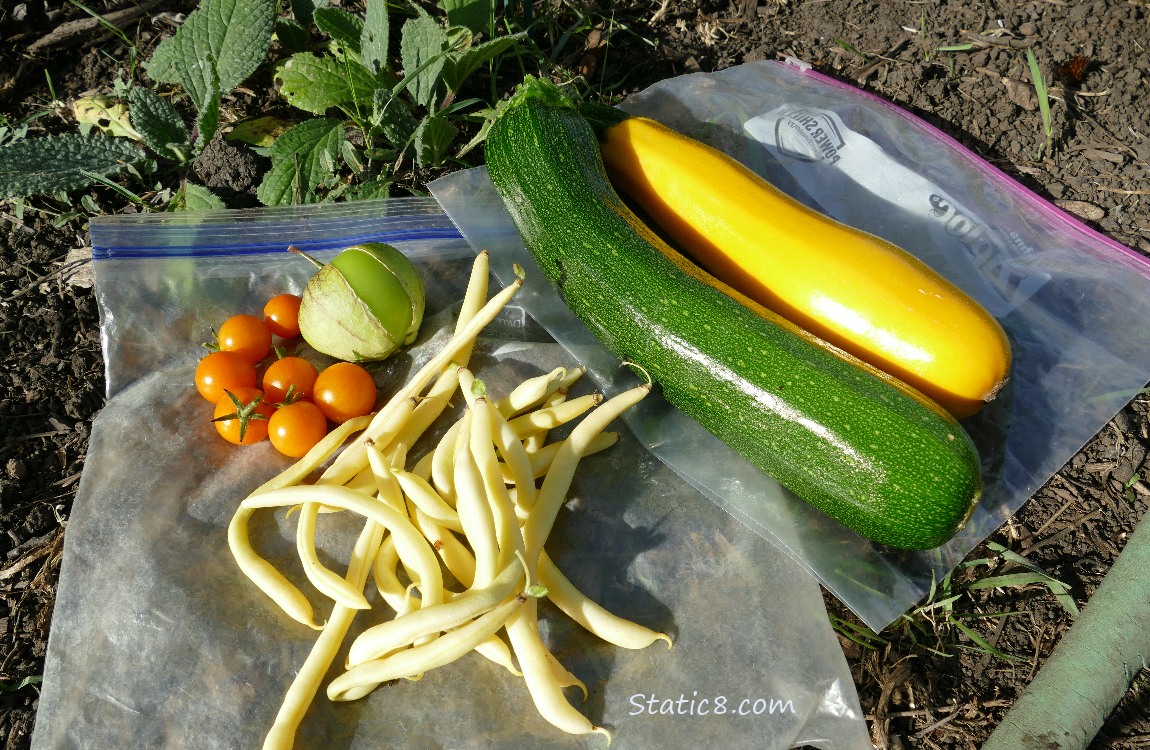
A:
[[484, 77, 983, 550]]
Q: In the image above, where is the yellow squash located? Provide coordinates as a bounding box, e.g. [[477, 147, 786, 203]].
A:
[[595, 114, 1011, 418]]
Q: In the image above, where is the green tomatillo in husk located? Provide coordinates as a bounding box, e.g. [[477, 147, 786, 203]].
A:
[[295, 243, 425, 362]]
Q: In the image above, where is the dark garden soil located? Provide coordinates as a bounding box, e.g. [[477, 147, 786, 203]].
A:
[[2, 1, 1150, 749]]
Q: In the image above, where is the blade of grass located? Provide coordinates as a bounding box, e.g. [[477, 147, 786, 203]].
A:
[[1026, 48, 1053, 155], [948, 614, 1022, 662]]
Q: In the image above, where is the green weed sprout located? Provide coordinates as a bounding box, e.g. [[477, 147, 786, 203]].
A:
[[1026, 48, 1054, 156]]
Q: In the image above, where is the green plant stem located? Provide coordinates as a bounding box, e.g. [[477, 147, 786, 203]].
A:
[[981, 511, 1150, 750]]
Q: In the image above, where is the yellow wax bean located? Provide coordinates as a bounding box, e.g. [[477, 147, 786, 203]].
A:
[[522, 385, 650, 579], [409, 450, 434, 483], [474, 633, 522, 676], [494, 366, 567, 417], [469, 394, 525, 571], [410, 507, 475, 588], [557, 365, 586, 390], [383, 440, 408, 472], [327, 595, 526, 702], [488, 406, 537, 512], [451, 410, 499, 587], [261, 519, 383, 750], [227, 506, 320, 630], [244, 485, 443, 611], [394, 469, 462, 533], [546, 651, 588, 701], [342, 462, 378, 496], [317, 397, 415, 488], [506, 598, 609, 738], [372, 537, 411, 614], [506, 392, 600, 440], [430, 417, 463, 505], [500, 432, 619, 483], [379, 251, 490, 458], [539, 550, 671, 650], [248, 415, 374, 498], [295, 499, 371, 610], [347, 559, 524, 667], [364, 441, 406, 514]]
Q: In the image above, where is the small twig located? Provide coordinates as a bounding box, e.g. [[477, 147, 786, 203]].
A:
[[2, 258, 91, 303], [27, 0, 163, 56], [875, 698, 1012, 720], [1021, 507, 1103, 556], [5, 529, 59, 563], [0, 529, 62, 581]]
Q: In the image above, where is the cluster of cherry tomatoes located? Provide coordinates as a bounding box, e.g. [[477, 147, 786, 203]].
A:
[[193, 293, 379, 458]]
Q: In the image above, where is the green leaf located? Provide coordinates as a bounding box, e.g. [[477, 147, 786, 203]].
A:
[[400, 6, 448, 109], [372, 87, 419, 148], [438, 0, 492, 35], [948, 614, 1022, 662], [146, 0, 273, 106], [129, 87, 191, 160], [340, 140, 364, 173], [194, 77, 222, 150], [0, 675, 41, 693], [275, 17, 311, 53], [414, 111, 458, 168], [178, 181, 228, 211], [276, 53, 384, 115], [341, 175, 392, 201], [256, 118, 344, 205], [0, 134, 145, 197], [314, 6, 364, 57], [291, 0, 328, 28], [441, 32, 525, 93], [361, 0, 390, 75], [454, 105, 497, 158]]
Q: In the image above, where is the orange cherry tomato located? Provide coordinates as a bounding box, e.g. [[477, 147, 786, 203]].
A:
[[313, 362, 378, 424], [195, 350, 257, 404], [269, 400, 330, 457], [263, 356, 319, 404], [213, 387, 274, 445], [264, 293, 303, 339], [218, 313, 273, 363]]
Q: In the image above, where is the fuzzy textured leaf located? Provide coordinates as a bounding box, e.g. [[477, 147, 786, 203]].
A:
[[438, 0, 492, 35], [129, 87, 191, 159], [275, 17, 311, 53], [256, 118, 344, 205], [372, 87, 419, 148], [276, 53, 383, 115], [146, 0, 273, 108], [399, 6, 448, 109], [341, 175, 391, 201], [314, 6, 363, 56], [178, 182, 227, 211], [194, 80, 222, 150], [441, 32, 525, 93], [0, 134, 145, 197], [414, 112, 458, 168], [291, 0, 328, 28], [360, 0, 389, 75]]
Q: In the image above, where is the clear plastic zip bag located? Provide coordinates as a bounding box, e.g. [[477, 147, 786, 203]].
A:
[[32, 197, 871, 750], [429, 59, 1150, 632]]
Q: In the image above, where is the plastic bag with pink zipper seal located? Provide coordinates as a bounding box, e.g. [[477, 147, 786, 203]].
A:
[[430, 58, 1150, 632]]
